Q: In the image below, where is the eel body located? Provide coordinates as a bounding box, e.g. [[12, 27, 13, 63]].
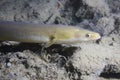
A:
[[0, 21, 101, 47]]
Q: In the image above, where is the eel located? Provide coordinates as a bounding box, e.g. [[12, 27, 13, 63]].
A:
[[0, 21, 101, 47]]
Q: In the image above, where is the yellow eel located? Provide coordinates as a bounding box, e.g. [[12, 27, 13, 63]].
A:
[[0, 21, 101, 47]]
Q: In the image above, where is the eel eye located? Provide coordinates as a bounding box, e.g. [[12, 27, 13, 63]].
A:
[[85, 34, 91, 38]]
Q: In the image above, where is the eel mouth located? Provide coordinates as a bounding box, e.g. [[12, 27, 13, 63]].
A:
[[92, 33, 101, 40]]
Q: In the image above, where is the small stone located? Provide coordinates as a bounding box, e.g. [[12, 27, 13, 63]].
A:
[[6, 62, 11, 68]]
